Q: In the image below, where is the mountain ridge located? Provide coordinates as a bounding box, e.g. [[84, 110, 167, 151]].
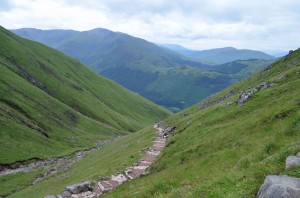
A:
[[161, 44, 275, 64]]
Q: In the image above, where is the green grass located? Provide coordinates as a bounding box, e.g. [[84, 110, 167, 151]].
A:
[[6, 126, 155, 198], [0, 26, 171, 164], [0, 171, 44, 197], [102, 49, 300, 197]]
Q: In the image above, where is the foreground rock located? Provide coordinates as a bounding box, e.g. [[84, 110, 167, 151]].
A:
[[256, 175, 300, 198]]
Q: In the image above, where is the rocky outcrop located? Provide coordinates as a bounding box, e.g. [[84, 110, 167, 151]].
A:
[[237, 81, 275, 106], [256, 175, 300, 198], [198, 79, 277, 109], [198, 90, 235, 110], [237, 89, 257, 106]]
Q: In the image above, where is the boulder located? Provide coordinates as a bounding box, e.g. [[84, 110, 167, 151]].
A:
[[256, 175, 300, 198], [286, 155, 300, 169], [65, 181, 91, 194]]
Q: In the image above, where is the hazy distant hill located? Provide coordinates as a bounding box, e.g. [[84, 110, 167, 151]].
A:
[[162, 44, 275, 64], [13, 28, 274, 111], [0, 26, 170, 164], [12, 28, 206, 71], [208, 59, 275, 79]]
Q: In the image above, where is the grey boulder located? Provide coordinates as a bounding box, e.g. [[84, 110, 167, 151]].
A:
[[256, 175, 300, 198], [286, 156, 300, 169], [65, 181, 91, 194]]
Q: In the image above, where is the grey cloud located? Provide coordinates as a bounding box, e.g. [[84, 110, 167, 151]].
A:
[[1, 0, 299, 51]]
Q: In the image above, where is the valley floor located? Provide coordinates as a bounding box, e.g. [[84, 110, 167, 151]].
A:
[[1, 125, 159, 198]]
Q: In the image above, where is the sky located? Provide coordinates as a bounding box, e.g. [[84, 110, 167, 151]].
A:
[[0, 0, 299, 54]]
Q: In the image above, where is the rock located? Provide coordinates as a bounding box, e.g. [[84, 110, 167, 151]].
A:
[[237, 89, 257, 106], [65, 181, 91, 194], [60, 191, 71, 197], [78, 191, 97, 198], [259, 81, 275, 91], [286, 155, 300, 169], [256, 175, 300, 198], [44, 195, 56, 198], [110, 174, 127, 184], [199, 90, 234, 110], [165, 126, 175, 133]]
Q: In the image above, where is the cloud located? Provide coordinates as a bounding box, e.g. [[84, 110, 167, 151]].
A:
[[0, 0, 299, 52]]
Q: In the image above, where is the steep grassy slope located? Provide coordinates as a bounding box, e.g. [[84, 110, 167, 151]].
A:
[[13, 28, 261, 111], [162, 45, 275, 65], [104, 49, 300, 197], [0, 26, 170, 165]]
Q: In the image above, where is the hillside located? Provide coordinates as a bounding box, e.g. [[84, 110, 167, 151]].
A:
[[4, 47, 298, 197], [162, 44, 275, 65], [103, 49, 300, 197], [208, 59, 275, 80], [11, 28, 246, 111], [0, 26, 170, 165]]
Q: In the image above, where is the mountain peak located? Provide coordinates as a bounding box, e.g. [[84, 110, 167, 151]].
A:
[[84, 28, 115, 38]]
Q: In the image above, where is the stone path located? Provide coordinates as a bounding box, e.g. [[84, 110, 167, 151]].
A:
[[57, 124, 166, 198]]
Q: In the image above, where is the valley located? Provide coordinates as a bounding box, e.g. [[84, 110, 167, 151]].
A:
[[12, 28, 275, 111], [0, 24, 299, 198]]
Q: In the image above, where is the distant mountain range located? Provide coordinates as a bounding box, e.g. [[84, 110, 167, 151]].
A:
[[0, 26, 170, 165], [161, 44, 275, 64], [12, 28, 275, 111]]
